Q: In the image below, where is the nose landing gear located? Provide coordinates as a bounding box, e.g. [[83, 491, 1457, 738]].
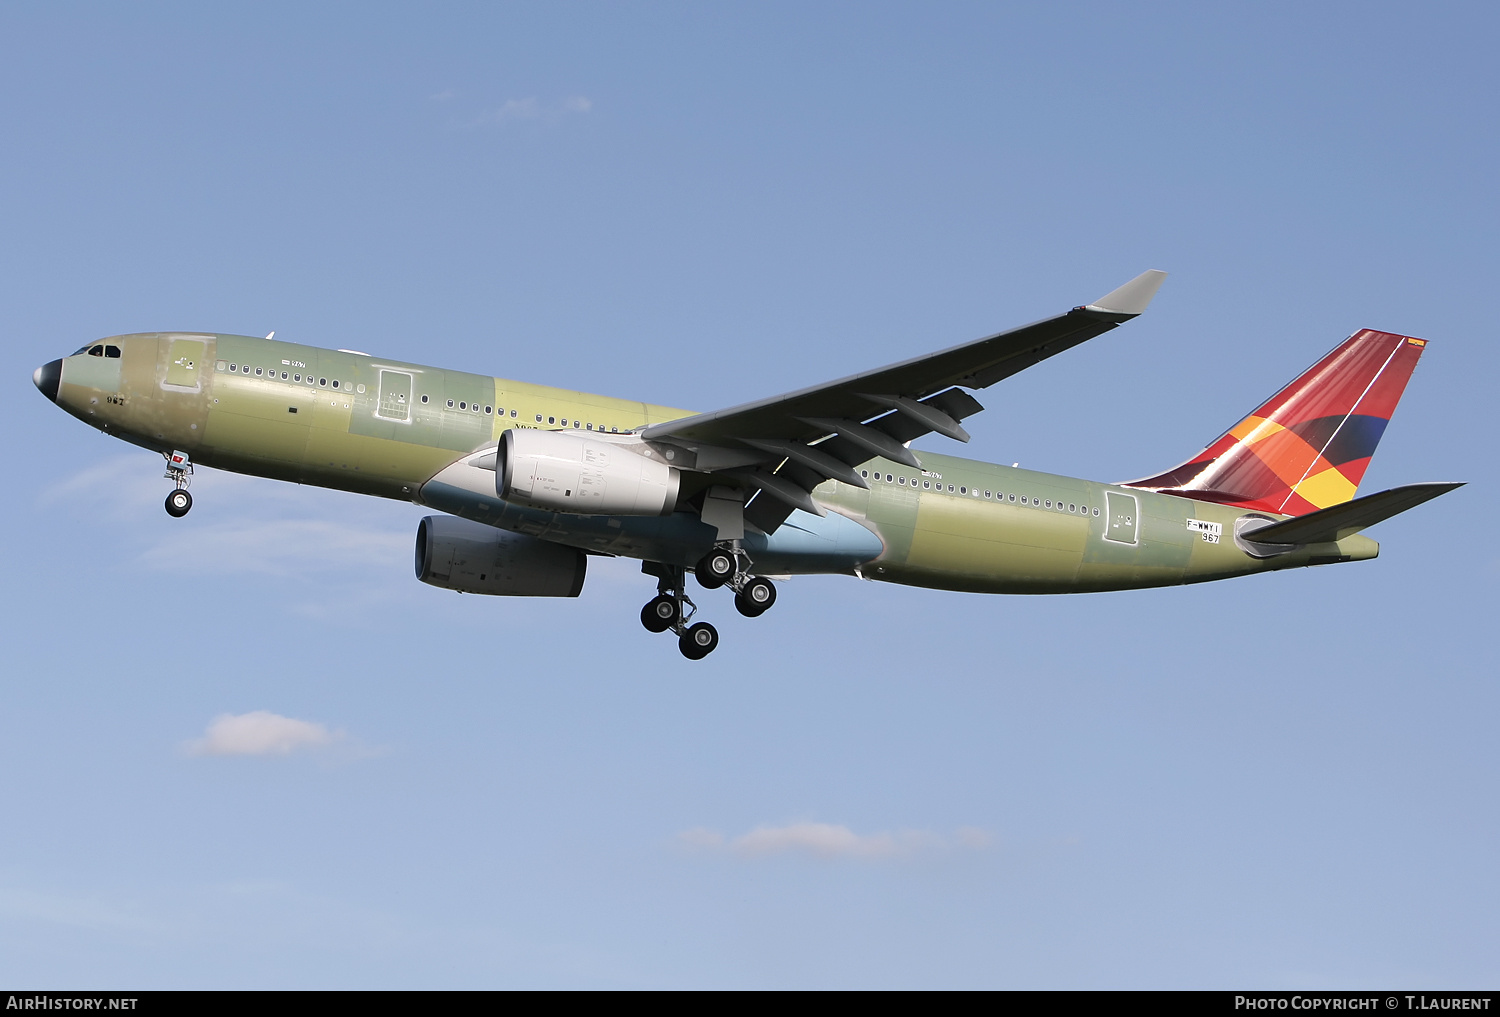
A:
[[163, 450, 194, 517]]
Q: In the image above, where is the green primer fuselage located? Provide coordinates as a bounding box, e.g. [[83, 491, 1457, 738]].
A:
[[53, 332, 1379, 592]]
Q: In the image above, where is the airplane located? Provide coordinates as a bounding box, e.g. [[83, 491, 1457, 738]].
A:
[[31, 270, 1461, 659]]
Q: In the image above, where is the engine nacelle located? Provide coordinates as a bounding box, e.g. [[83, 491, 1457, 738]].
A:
[[498, 429, 680, 515], [415, 515, 586, 597]]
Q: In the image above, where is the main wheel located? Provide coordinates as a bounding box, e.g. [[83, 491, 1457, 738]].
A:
[[165, 489, 193, 517], [734, 577, 776, 617], [678, 621, 719, 660], [641, 595, 678, 633], [694, 548, 736, 589]]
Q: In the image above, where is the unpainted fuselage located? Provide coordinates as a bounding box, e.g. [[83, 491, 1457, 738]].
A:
[[44, 331, 1378, 591]]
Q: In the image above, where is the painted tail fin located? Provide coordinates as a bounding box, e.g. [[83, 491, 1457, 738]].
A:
[[1124, 329, 1428, 515]]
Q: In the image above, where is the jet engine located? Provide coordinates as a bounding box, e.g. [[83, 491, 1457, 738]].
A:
[[415, 515, 586, 597], [497, 429, 680, 515]]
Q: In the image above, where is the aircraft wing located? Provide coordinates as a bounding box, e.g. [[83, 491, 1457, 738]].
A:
[[640, 270, 1166, 529]]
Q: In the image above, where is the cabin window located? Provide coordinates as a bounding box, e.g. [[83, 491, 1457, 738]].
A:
[[459, 401, 466, 410], [885, 474, 893, 483], [536, 414, 543, 422], [574, 420, 580, 428], [984, 490, 991, 498], [357, 384, 366, 394], [255, 367, 263, 376], [898, 476, 906, 485], [448, 400, 455, 408], [511, 410, 518, 418], [229, 364, 238, 372], [923, 481, 930, 488], [586, 422, 593, 430], [548, 416, 556, 424], [610, 426, 617, 432], [293, 374, 301, 381], [421, 395, 429, 403], [319, 378, 327, 387], [861, 470, 868, 478], [485, 406, 493, 415], [216, 361, 226, 371], [331, 379, 338, 388], [281, 371, 289, 380], [960, 487, 967, 494], [1093, 507, 1100, 516], [1069, 504, 1076, 512]]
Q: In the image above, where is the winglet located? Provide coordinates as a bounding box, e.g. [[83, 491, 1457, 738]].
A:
[[1085, 269, 1168, 317]]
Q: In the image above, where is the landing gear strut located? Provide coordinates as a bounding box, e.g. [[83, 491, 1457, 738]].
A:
[[163, 450, 193, 517]]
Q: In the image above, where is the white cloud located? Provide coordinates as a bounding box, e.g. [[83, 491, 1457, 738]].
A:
[[186, 711, 339, 757], [678, 822, 993, 860], [473, 95, 592, 126]]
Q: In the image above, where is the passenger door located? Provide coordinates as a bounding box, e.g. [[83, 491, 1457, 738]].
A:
[[1105, 491, 1138, 545]]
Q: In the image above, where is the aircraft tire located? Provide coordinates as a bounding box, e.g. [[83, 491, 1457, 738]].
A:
[[734, 577, 776, 617], [641, 595, 677, 633], [678, 622, 719, 660], [165, 489, 193, 518], [694, 549, 735, 589]]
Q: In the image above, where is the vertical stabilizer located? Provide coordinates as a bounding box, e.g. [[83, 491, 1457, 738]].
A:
[[1124, 329, 1427, 515]]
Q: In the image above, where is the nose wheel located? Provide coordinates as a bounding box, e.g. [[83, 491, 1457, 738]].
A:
[[165, 489, 193, 517], [162, 450, 194, 517]]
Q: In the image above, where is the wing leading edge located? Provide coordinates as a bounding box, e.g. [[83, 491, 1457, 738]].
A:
[[642, 270, 1166, 533]]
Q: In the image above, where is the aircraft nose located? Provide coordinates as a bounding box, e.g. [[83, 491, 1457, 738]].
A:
[[33, 359, 61, 402]]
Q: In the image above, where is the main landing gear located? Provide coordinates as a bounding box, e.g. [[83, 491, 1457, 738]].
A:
[[639, 544, 777, 660], [163, 450, 194, 517]]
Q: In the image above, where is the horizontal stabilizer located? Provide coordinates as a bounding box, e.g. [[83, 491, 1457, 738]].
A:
[[1241, 482, 1463, 545]]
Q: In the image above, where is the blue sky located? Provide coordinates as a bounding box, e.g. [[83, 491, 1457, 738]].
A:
[[3, 2, 1496, 988]]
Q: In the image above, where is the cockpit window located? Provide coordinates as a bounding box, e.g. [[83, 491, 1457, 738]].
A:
[[87, 345, 104, 357], [105, 345, 122, 359]]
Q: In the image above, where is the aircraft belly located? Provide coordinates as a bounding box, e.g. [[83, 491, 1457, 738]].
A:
[[745, 510, 884, 574]]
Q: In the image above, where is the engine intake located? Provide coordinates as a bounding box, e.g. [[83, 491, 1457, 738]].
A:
[[415, 515, 586, 597], [498, 429, 680, 515]]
